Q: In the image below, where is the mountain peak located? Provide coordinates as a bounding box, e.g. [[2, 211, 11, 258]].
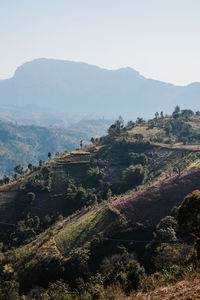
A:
[[1, 58, 200, 120], [117, 66, 139, 73]]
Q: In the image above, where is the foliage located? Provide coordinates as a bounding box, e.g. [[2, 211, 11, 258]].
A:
[[41, 280, 73, 300], [152, 243, 193, 271], [178, 190, 200, 238], [178, 190, 200, 259], [100, 249, 145, 293], [123, 164, 146, 189], [107, 116, 124, 137], [129, 152, 147, 165], [14, 164, 24, 175], [87, 167, 105, 187]]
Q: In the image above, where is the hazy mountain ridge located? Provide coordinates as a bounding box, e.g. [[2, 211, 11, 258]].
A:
[[0, 118, 112, 175], [1, 58, 200, 122]]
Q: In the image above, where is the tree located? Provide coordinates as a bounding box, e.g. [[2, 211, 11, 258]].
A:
[[123, 164, 145, 189], [145, 216, 178, 269], [100, 250, 145, 293], [155, 112, 159, 119], [41, 280, 71, 300], [136, 117, 145, 125], [134, 134, 144, 143], [126, 120, 135, 130], [178, 190, 200, 258], [80, 140, 83, 150], [14, 164, 23, 175], [155, 216, 178, 243], [181, 109, 194, 118], [173, 158, 188, 176], [69, 248, 90, 281], [87, 167, 105, 187], [28, 163, 33, 172], [172, 106, 180, 119], [174, 105, 180, 113], [27, 192, 35, 204], [196, 111, 200, 116], [152, 243, 192, 271], [48, 152, 52, 159], [129, 152, 147, 165], [90, 137, 95, 144], [108, 116, 124, 137], [3, 175, 10, 184]]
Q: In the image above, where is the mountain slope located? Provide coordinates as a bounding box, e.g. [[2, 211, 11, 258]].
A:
[[1, 58, 200, 122], [0, 118, 112, 175], [1, 112, 200, 297], [113, 167, 200, 226], [132, 280, 200, 300]]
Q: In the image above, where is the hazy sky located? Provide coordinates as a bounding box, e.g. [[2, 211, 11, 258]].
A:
[[1, 0, 200, 85]]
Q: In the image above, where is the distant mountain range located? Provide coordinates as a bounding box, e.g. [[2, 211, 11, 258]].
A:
[[0, 58, 200, 123]]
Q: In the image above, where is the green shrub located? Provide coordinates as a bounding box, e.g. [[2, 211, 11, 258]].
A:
[[122, 164, 145, 189]]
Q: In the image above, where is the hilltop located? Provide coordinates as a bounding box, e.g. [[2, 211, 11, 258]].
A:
[[1, 109, 200, 298], [1, 59, 200, 123]]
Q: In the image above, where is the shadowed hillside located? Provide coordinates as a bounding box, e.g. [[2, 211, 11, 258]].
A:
[[113, 167, 200, 226]]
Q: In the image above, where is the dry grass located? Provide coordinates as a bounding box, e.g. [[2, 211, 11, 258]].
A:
[[128, 125, 164, 140], [121, 279, 200, 300]]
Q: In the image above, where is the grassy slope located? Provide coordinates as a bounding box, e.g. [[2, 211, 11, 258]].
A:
[[127, 115, 200, 150], [3, 204, 126, 285], [55, 205, 116, 256]]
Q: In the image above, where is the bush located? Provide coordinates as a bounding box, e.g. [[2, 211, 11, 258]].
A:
[[152, 243, 193, 271], [100, 250, 145, 294], [122, 164, 145, 189], [41, 280, 73, 300], [129, 152, 147, 165], [178, 190, 200, 259]]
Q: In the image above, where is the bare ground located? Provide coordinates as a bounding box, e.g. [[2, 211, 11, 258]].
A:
[[117, 280, 200, 300], [113, 167, 200, 226]]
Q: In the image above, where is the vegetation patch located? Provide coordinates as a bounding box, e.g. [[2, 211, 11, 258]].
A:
[[55, 205, 121, 257]]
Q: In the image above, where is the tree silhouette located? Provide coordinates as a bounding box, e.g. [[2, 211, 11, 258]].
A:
[[178, 190, 200, 258], [80, 140, 83, 149]]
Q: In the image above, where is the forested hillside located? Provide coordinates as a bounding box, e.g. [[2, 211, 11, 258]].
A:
[[0, 118, 112, 176], [1, 108, 200, 299]]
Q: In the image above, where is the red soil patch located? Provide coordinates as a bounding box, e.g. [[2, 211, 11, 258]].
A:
[[113, 168, 200, 226]]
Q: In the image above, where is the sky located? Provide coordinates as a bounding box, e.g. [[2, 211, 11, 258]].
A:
[[1, 0, 200, 85]]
